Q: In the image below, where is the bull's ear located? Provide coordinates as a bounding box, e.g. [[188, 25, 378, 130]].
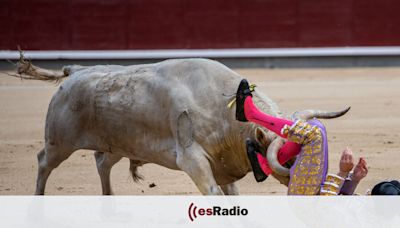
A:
[[255, 127, 269, 146]]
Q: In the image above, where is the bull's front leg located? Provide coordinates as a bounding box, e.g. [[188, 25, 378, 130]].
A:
[[221, 183, 239, 195], [176, 142, 223, 195]]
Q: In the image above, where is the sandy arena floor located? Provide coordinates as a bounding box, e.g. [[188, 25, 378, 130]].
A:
[[0, 67, 399, 195]]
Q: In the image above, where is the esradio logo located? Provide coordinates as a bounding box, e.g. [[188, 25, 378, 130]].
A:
[[188, 202, 248, 221]]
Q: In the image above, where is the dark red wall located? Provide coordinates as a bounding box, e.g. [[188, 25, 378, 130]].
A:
[[1, 0, 400, 50]]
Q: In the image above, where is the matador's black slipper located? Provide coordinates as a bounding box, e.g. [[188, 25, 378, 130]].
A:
[[235, 79, 252, 122], [246, 138, 268, 182]]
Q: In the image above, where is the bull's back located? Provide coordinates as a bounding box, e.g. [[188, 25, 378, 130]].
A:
[[47, 59, 241, 148], [88, 59, 240, 130]]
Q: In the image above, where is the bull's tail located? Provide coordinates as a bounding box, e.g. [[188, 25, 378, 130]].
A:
[[129, 159, 144, 182], [14, 51, 69, 84]]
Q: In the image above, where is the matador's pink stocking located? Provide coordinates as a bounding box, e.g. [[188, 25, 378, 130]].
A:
[[256, 142, 301, 175], [244, 96, 301, 175], [244, 97, 293, 138]]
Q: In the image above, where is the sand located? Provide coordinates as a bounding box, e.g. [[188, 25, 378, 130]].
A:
[[0, 67, 399, 195]]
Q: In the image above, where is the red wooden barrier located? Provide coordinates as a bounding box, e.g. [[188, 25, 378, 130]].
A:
[[1, 0, 400, 50]]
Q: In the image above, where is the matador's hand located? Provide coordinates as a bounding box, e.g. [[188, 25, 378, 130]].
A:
[[339, 147, 355, 178], [352, 157, 368, 182]]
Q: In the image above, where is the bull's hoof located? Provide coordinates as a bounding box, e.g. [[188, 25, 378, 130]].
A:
[[235, 79, 252, 122], [246, 138, 268, 183]]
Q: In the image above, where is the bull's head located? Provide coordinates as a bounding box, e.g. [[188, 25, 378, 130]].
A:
[[253, 107, 351, 178]]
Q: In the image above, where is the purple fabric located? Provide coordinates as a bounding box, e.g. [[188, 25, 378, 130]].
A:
[[308, 119, 329, 186], [340, 179, 360, 195], [288, 119, 329, 194]]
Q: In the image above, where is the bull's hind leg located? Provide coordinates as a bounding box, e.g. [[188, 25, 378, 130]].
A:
[[35, 145, 74, 195], [176, 142, 223, 195], [94, 151, 122, 195]]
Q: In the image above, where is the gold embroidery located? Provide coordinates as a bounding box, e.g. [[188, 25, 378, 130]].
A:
[[296, 186, 305, 194], [325, 174, 345, 186], [297, 176, 307, 185], [306, 176, 318, 185], [300, 165, 309, 175], [311, 156, 322, 165], [309, 165, 321, 175], [305, 186, 319, 195], [287, 120, 325, 195], [299, 156, 311, 165], [320, 174, 345, 196]]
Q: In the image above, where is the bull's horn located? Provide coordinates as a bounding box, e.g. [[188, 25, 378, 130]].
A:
[[266, 137, 290, 176], [291, 107, 351, 121]]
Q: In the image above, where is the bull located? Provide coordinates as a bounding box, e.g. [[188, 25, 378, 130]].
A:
[[15, 57, 349, 195]]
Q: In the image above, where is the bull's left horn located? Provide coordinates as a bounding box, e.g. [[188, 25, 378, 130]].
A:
[[291, 107, 351, 121], [266, 137, 290, 176]]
